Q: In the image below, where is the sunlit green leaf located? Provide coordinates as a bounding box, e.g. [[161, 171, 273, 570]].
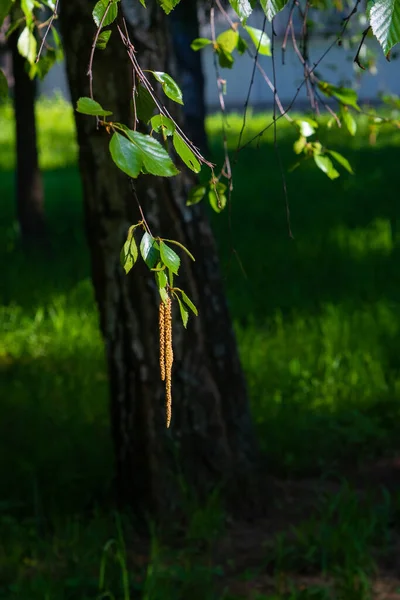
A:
[[140, 233, 160, 268], [341, 109, 357, 136], [151, 114, 175, 137], [158, 0, 180, 14], [160, 241, 180, 274], [76, 97, 112, 116], [172, 132, 201, 173], [327, 150, 354, 174], [156, 269, 168, 289], [314, 154, 340, 180], [109, 133, 143, 178], [244, 26, 271, 55], [260, 0, 289, 21], [293, 136, 307, 154], [295, 118, 318, 137], [217, 29, 239, 53], [191, 38, 212, 50], [369, 0, 400, 56], [151, 71, 183, 105], [17, 27, 36, 64], [120, 227, 138, 274], [124, 130, 179, 177], [181, 291, 198, 316], [229, 0, 254, 22], [92, 0, 119, 27], [176, 295, 189, 328]]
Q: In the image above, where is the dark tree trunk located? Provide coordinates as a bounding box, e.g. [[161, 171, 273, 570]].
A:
[[60, 0, 258, 519], [9, 28, 45, 243]]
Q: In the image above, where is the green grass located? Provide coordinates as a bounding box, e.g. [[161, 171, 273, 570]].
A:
[[1, 96, 400, 598]]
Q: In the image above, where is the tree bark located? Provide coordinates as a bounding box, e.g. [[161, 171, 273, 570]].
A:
[[60, 0, 258, 519], [9, 28, 45, 243]]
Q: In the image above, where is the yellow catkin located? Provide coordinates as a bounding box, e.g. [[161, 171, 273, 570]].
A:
[[159, 301, 166, 381], [164, 296, 173, 428]]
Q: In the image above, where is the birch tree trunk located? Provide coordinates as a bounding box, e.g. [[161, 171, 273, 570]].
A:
[[60, 0, 258, 518]]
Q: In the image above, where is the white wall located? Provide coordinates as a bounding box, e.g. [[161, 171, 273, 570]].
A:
[[38, 8, 400, 111]]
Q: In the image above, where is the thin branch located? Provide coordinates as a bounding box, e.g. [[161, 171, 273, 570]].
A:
[[35, 0, 59, 63], [281, 0, 296, 65], [271, 19, 293, 239], [354, 26, 371, 70], [236, 15, 267, 155], [210, 3, 232, 185], [87, 0, 113, 101], [129, 179, 153, 237]]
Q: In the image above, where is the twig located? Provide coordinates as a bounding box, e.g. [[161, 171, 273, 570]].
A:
[[235, 15, 267, 155], [87, 0, 113, 101], [35, 0, 59, 63], [354, 26, 371, 70], [271, 19, 293, 239]]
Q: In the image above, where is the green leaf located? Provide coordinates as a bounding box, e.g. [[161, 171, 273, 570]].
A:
[[217, 29, 239, 53], [158, 0, 180, 14], [181, 291, 198, 316], [208, 187, 227, 213], [176, 295, 189, 328], [293, 136, 307, 154], [159, 286, 169, 304], [76, 97, 112, 116], [369, 0, 400, 56], [229, 0, 254, 22], [151, 114, 175, 137], [260, 0, 289, 21], [21, 0, 34, 25], [140, 233, 160, 269], [151, 71, 183, 105], [160, 241, 180, 274], [125, 130, 179, 177], [0, 0, 13, 28], [96, 30, 112, 50], [0, 69, 8, 100], [327, 150, 354, 174], [172, 132, 201, 173], [120, 227, 138, 274], [318, 81, 360, 110], [341, 109, 357, 136], [186, 184, 207, 206], [191, 38, 212, 50], [314, 154, 340, 180], [237, 36, 248, 55], [244, 26, 271, 55], [217, 47, 234, 69], [135, 85, 156, 123], [295, 118, 318, 137], [92, 0, 119, 27], [109, 133, 143, 178], [156, 269, 168, 289], [17, 27, 36, 64], [162, 239, 195, 261]]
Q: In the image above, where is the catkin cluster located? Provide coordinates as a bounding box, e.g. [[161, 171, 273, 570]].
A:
[[159, 295, 173, 428]]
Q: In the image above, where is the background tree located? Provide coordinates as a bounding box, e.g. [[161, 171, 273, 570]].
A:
[[8, 20, 45, 243], [59, 0, 258, 518]]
